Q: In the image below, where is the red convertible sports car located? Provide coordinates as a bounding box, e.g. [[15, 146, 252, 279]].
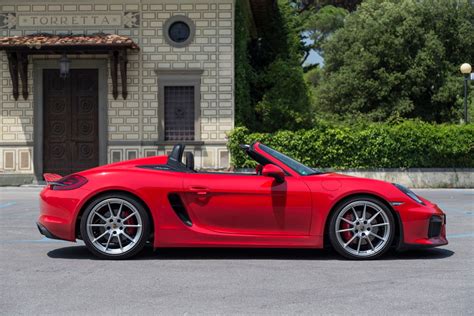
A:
[[37, 142, 447, 260]]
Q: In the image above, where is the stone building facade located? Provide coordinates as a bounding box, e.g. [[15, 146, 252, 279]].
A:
[[0, 0, 235, 184]]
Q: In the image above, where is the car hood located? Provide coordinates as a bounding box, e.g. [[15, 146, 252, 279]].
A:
[[303, 171, 395, 192]]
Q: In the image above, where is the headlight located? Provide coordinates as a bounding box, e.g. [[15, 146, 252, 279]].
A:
[[393, 183, 425, 205]]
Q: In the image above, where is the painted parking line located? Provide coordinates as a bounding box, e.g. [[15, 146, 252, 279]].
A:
[[0, 202, 16, 209], [445, 211, 474, 216], [448, 232, 474, 239], [436, 207, 473, 216], [0, 237, 68, 244]]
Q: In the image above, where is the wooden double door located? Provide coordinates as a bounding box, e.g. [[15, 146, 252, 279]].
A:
[[43, 69, 99, 175]]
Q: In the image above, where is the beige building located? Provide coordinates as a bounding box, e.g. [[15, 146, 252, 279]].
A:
[[0, 0, 236, 184]]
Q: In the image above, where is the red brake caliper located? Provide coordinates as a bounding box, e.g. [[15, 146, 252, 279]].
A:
[[341, 213, 354, 242], [122, 210, 137, 236]]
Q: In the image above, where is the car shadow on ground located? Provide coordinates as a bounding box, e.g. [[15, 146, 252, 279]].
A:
[[47, 245, 454, 261]]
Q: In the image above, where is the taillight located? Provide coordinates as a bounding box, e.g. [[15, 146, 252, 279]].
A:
[[51, 175, 88, 191]]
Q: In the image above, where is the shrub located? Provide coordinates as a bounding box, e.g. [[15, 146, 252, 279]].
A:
[[227, 121, 474, 169]]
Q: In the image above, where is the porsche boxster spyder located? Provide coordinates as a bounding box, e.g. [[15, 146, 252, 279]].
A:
[[37, 143, 448, 259]]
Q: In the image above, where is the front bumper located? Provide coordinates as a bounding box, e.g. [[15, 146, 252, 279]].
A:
[[394, 201, 448, 250]]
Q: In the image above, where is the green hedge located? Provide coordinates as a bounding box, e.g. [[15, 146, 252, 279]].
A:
[[227, 121, 474, 169]]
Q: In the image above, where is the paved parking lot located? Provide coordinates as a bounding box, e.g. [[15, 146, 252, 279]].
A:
[[0, 187, 473, 315]]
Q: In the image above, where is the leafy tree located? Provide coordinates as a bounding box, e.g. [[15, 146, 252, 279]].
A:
[[235, 0, 312, 132], [255, 59, 313, 131], [304, 5, 348, 53], [299, 4, 348, 65], [315, 0, 474, 122], [305, 66, 323, 86], [252, 1, 312, 131], [235, 0, 257, 129], [292, 0, 362, 12]]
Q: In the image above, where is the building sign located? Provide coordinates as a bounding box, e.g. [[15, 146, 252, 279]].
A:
[[18, 15, 122, 27], [0, 12, 140, 29]]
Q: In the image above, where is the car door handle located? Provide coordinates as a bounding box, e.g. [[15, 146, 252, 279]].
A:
[[188, 186, 209, 195]]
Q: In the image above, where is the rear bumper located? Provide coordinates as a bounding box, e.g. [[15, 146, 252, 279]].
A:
[[36, 222, 62, 240], [37, 186, 90, 241]]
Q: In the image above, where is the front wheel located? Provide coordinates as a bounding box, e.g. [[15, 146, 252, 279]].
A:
[[80, 193, 151, 260], [329, 197, 395, 260]]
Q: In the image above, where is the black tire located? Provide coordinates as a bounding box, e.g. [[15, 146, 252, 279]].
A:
[[329, 196, 395, 260], [80, 193, 151, 260]]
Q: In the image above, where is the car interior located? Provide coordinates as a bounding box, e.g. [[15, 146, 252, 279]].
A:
[[166, 143, 269, 175], [167, 144, 195, 172]]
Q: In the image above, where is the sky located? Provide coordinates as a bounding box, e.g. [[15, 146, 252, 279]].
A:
[[305, 50, 324, 66], [302, 35, 324, 66]]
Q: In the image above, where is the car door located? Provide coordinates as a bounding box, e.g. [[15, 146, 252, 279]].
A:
[[182, 172, 312, 236]]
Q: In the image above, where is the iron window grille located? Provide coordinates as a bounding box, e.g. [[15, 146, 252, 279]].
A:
[[164, 86, 195, 141]]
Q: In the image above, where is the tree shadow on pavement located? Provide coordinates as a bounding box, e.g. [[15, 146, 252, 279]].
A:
[[47, 245, 454, 261]]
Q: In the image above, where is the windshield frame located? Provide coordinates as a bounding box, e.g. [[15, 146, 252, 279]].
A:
[[256, 143, 323, 176]]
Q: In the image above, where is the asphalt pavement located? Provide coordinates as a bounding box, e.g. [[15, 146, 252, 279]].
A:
[[0, 187, 473, 315]]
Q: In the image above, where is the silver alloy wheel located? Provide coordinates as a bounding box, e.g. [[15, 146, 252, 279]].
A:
[[335, 201, 391, 257], [86, 198, 143, 255]]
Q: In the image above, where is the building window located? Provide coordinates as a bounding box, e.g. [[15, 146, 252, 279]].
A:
[[168, 21, 191, 43], [164, 86, 195, 141], [163, 15, 195, 48], [157, 69, 203, 142]]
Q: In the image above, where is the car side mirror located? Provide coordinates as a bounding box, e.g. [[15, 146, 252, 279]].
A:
[[262, 164, 285, 183]]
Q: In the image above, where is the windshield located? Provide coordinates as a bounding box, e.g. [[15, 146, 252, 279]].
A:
[[258, 144, 323, 176]]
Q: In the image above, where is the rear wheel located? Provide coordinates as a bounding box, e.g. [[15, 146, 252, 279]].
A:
[[329, 197, 395, 260], [80, 193, 150, 259]]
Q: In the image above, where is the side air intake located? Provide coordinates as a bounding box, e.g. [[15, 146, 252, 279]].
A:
[[168, 193, 193, 226]]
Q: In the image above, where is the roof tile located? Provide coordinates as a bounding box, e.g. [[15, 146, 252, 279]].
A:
[[0, 33, 139, 49]]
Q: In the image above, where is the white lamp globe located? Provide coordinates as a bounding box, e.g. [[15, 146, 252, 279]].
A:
[[460, 63, 472, 74]]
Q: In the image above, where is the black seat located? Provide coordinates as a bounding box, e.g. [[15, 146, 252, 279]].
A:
[[185, 152, 194, 170], [167, 144, 195, 172], [169, 144, 185, 163], [167, 144, 186, 171]]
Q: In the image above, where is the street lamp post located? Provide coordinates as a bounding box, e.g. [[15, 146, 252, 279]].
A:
[[460, 63, 472, 123]]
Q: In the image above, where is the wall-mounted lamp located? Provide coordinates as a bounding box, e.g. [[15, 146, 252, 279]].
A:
[[59, 53, 70, 79]]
